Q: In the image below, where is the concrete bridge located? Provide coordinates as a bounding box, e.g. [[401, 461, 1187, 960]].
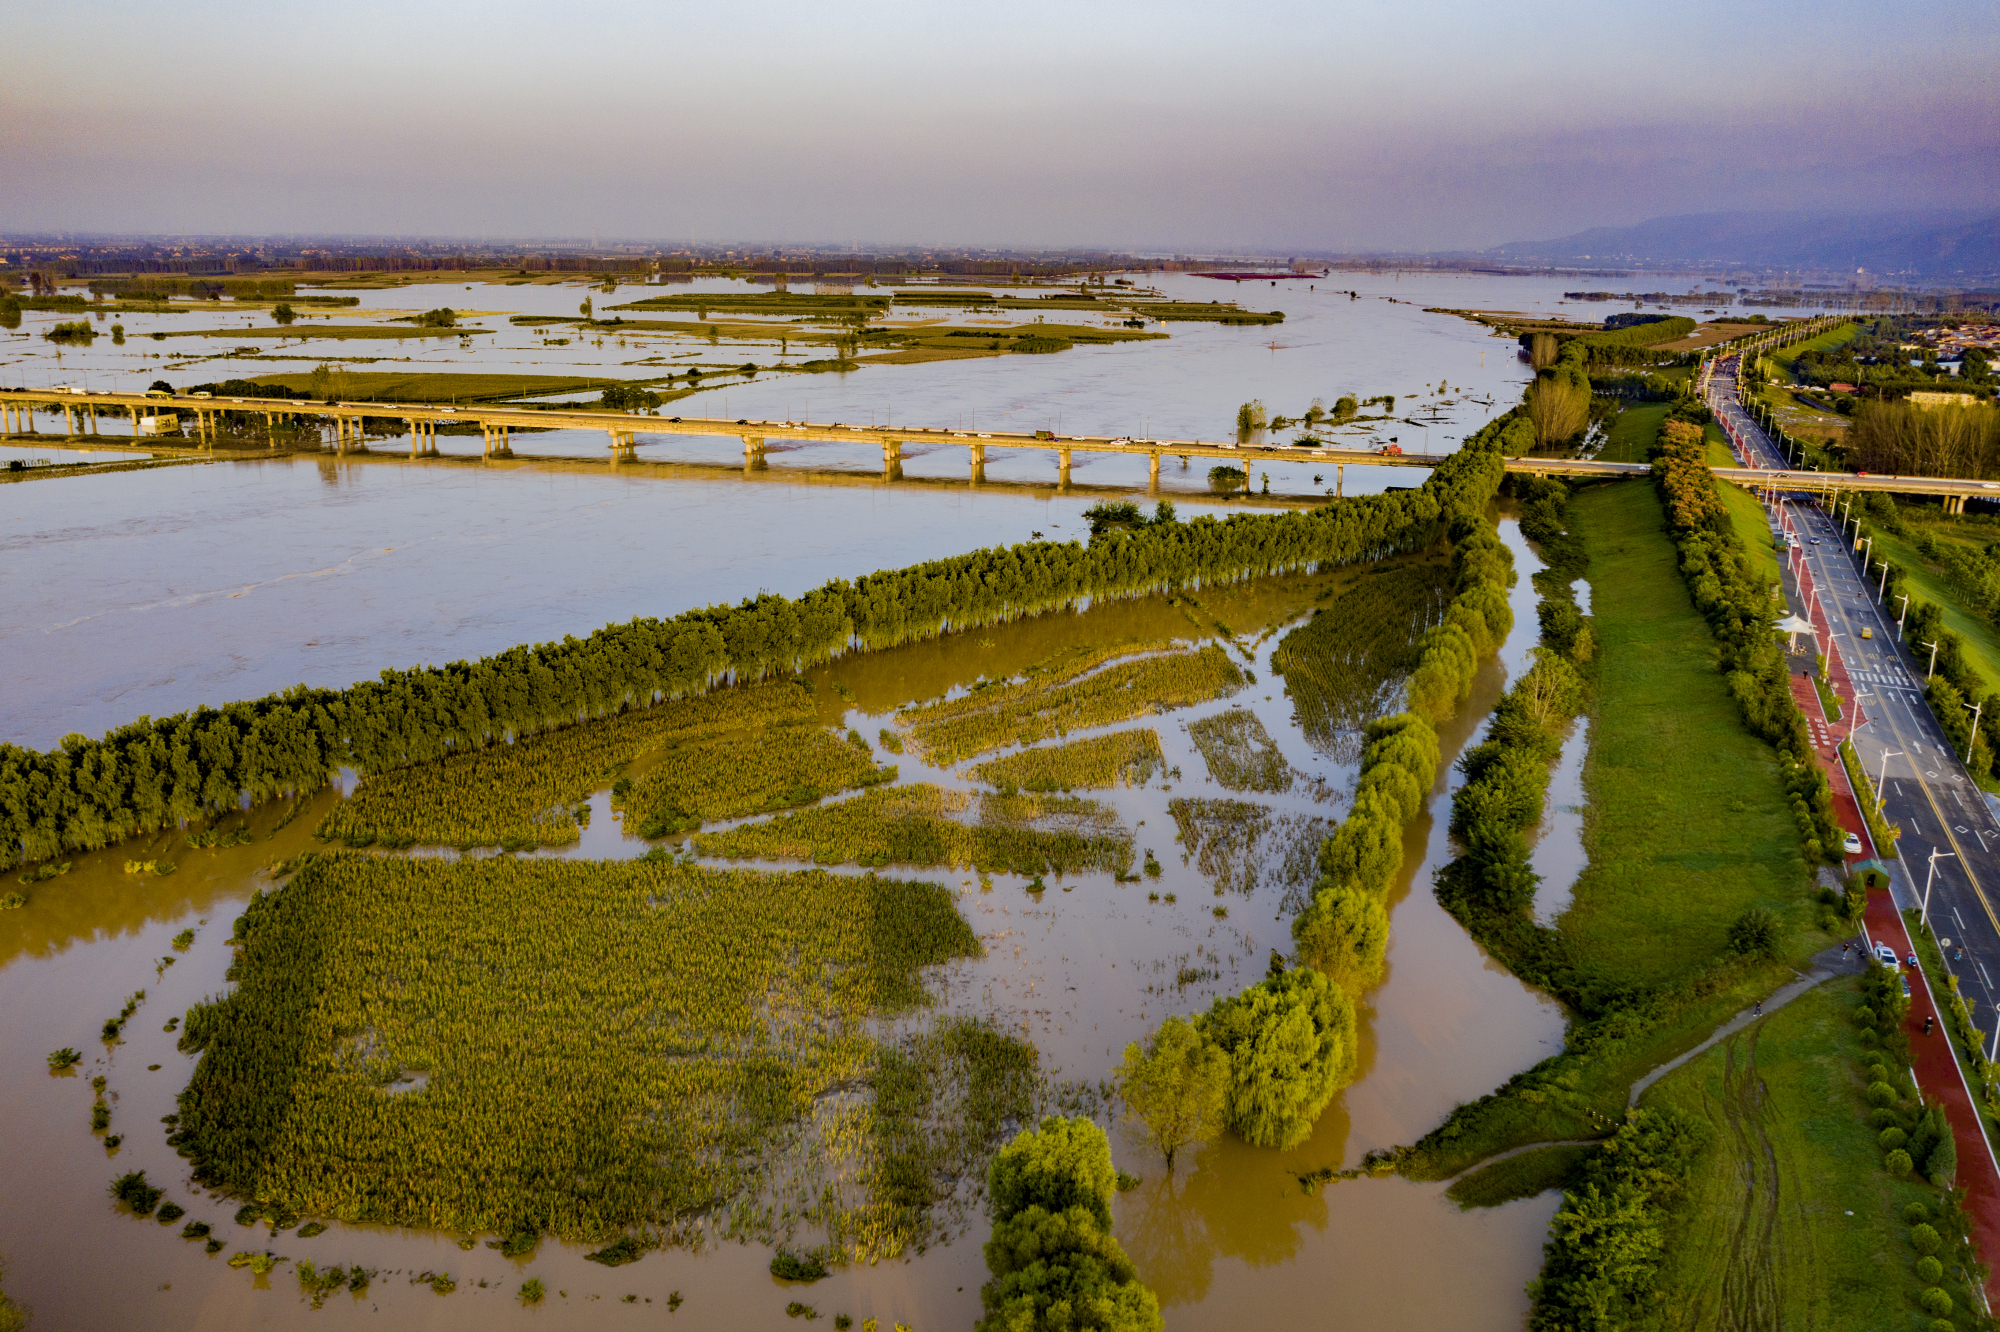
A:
[[2, 386, 1993, 504]]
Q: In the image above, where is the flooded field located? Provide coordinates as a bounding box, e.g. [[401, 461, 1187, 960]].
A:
[[1, 276, 1604, 1331], [0, 525, 1572, 1332]]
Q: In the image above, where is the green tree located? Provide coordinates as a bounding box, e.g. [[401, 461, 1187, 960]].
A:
[[1334, 395, 1358, 420], [980, 1117, 1160, 1332], [580, 296, 593, 320], [1524, 374, 1589, 447], [1529, 332, 1558, 369], [1234, 399, 1267, 443], [0, 1257, 28, 1332], [1726, 906, 1780, 958], [308, 363, 333, 399], [979, 1206, 1161, 1332], [1291, 882, 1388, 995], [988, 1116, 1117, 1230], [1196, 968, 1357, 1149], [272, 303, 296, 325], [1117, 1016, 1229, 1173]]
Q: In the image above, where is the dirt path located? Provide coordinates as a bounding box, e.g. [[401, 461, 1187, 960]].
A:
[[1626, 946, 1844, 1108]]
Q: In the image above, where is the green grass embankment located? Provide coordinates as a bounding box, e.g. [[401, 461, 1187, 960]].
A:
[[1766, 321, 1860, 372], [1697, 419, 1782, 587], [1562, 479, 1808, 985], [1401, 479, 1812, 1179], [1869, 523, 2000, 694], [1640, 979, 1937, 1330], [1597, 402, 1668, 464]]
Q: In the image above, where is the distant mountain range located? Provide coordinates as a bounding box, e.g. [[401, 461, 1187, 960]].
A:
[[1479, 210, 2000, 281]]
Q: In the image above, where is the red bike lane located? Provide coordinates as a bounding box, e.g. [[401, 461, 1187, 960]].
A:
[[1862, 894, 2000, 1303]]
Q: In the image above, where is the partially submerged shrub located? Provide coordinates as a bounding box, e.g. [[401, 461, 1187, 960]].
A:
[[583, 1236, 648, 1267], [109, 1170, 164, 1216], [771, 1252, 828, 1282]]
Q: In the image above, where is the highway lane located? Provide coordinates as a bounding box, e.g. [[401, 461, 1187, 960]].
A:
[[1706, 359, 2000, 1046], [1790, 500, 2000, 1039]]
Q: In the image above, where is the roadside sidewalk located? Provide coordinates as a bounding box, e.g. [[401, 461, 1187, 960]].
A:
[[1863, 893, 2000, 1304]]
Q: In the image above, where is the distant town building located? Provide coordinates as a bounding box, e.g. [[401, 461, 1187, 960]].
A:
[[1908, 391, 1979, 409]]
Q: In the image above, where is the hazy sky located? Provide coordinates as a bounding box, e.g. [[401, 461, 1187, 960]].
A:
[[6, 0, 1998, 250]]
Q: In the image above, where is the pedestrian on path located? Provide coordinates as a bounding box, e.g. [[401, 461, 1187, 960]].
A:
[[1754, 999, 1763, 1016], [1843, 942, 1852, 961], [1924, 1014, 1935, 1036]]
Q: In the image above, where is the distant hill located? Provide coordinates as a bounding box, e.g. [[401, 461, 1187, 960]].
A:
[[1481, 210, 2000, 280]]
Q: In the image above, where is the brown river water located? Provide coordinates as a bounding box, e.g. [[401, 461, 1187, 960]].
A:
[[0, 278, 1605, 1330]]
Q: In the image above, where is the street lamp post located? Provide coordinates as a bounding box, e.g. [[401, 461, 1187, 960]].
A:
[[1923, 640, 1941, 679], [1968, 700, 1985, 754], [1876, 750, 1903, 816], [1877, 558, 1890, 599], [1898, 594, 1910, 636], [1923, 846, 1957, 936]]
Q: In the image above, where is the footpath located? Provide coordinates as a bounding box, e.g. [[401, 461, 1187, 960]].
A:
[[1774, 504, 2000, 1302]]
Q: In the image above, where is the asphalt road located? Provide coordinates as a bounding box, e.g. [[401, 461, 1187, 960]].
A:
[[1708, 359, 2000, 1049]]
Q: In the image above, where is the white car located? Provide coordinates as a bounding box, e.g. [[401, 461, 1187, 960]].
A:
[[1873, 942, 1898, 966], [1842, 831, 1862, 855]]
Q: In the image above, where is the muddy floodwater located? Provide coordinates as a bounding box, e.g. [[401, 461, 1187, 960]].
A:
[[0, 521, 1570, 1332], [0, 278, 1605, 1330]]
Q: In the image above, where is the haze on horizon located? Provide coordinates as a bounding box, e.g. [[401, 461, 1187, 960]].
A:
[[5, 0, 1998, 253]]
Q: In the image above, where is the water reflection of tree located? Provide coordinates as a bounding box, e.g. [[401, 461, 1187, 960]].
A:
[[1116, 1142, 1330, 1307]]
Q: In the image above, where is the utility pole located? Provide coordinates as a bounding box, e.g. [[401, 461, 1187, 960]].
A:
[[1876, 750, 1903, 816], [1923, 846, 1956, 936]]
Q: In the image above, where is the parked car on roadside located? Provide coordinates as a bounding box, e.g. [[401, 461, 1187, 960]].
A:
[[1842, 832, 1863, 855]]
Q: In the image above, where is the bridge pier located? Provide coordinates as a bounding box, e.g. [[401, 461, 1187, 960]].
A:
[[883, 439, 902, 481], [608, 428, 638, 464], [970, 443, 985, 485], [1337, 463, 1344, 498], [743, 436, 766, 471], [1148, 452, 1160, 495], [1058, 446, 1072, 489], [62, 403, 76, 437]]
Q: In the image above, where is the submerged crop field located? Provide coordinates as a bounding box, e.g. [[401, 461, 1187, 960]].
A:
[[172, 854, 1015, 1261], [898, 643, 1245, 765], [318, 682, 816, 848]]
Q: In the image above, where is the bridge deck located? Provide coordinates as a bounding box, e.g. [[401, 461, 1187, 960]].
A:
[[1, 387, 1988, 498]]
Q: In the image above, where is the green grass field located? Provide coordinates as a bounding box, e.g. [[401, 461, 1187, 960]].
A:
[[1563, 479, 1810, 986], [1598, 402, 1668, 464], [1868, 522, 2000, 694], [1767, 321, 1860, 372], [1641, 979, 1945, 1330]]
